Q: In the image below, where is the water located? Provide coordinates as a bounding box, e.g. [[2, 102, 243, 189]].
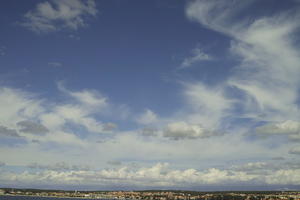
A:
[[0, 196, 114, 200]]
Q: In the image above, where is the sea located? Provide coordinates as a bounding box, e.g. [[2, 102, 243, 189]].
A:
[[0, 196, 115, 200]]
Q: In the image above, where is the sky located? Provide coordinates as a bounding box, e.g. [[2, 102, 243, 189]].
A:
[[0, 0, 300, 191]]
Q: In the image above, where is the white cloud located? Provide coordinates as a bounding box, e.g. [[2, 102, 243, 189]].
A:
[[289, 146, 300, 155], [140, 127, 158, 137], [1, 162, 300, 187], [183, 82, 232, 129], [181, 47, 212, 68], [0, 126, 20, 138], [103, 123, 118, 131], [52, 104, 107, 133], [21, 0, 97, 33], [230, 162, 269, 172], [265, 169, 300, 185], [28, 161, 91, 171], [0, 46, 6, 56], [163, 121, 217, 140], [48, 62, 62, 67], [136, 109, 158, 125], [107, 160, 122, 166], [185, 0, 300, 128], [58, 82, 108, 108], [0, 85, 115, 148], [256, 120, 300, 141], [17, 120, 49, 135], [0, 87, 44, 128]]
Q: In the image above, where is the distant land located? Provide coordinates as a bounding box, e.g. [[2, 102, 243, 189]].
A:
[[1, 188, 299, 200]]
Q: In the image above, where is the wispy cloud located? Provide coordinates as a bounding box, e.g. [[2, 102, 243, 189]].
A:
[[17, 120, 49, 135], [289, 146, 300, 155], [0, 84, 116, 148], [28, 161, 91, 171], [180, 47, 212, 68], [48, 62, 62, 67], [0, 126, 21, 138], [0, 46, 6, 56], [20, 0, 98, 33], [185, 0, 300, 137]]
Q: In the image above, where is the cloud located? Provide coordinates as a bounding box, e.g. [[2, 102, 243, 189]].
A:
[[185, 0, 300, 128], [68, 34, 80, 40], [103, 123, 118, 131], [163, 121, 218, 140], [140, 127, 158, 137], [20, 0, 98, 33], [256, 120, 300, 135], [272, 157, 285, 161], [58, 82, 108, 108], [183, 82, 232, 129], [2, 162, 300, 187], [17, 120, 49, 135], [28, 162, 91, 171], [0, 126, 21, 138], [40, 83, 114, 134], [136, 109, 158, 125], [0, 87, 44, 127], [0, 85, 116, 148], [256, 120, 300, 141], [230, 162, 269, 172], [186, 0, 254, 36], [0, 46, 6, 56], [181, 47, 212, 68], [289, 146, 300, 155], [52, 104, 107, 133], [0, 161, 5, 167], [48, 62, 62, 67], [107, 160, 122, 166]]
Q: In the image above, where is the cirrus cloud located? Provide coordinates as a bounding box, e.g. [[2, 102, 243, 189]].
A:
[[20, 0, 98, 33]]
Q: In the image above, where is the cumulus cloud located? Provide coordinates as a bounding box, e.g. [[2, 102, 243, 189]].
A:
[[0, 126, 20, 138], [181, 47, 212, 68], [163, 121, 218, 140], [2, 162, 300, 187], [21, 0, 98, 33], [17, 120, 49, 135]]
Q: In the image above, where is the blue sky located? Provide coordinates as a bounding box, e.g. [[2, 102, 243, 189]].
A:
[[0, 0, 300, 190]]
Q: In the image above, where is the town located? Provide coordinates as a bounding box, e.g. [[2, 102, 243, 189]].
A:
[[1, 188, 300, 200]]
